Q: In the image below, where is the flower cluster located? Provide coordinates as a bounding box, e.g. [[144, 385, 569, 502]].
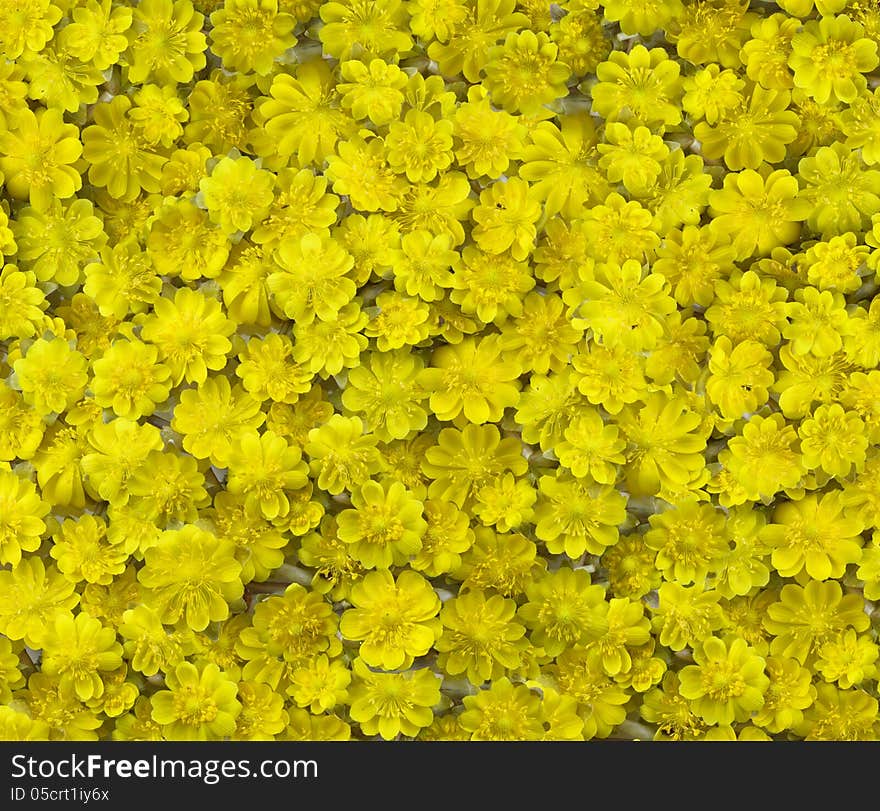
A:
[[3, 0, 880, 743]]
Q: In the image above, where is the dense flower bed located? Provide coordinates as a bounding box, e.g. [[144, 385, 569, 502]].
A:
[[2, 0, 880, 741]]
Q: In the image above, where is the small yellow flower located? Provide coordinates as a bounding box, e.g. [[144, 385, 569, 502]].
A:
[[341, 570, 440, 669], [40, 612, 123, 702], [678, 636, 769, 726], [138, 525, 243, 631], [151, 662, 240, 741], [349, 658, 440, 740]]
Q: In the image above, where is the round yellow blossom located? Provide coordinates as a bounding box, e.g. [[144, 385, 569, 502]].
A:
[[138, 525, 244, 631], [0, 107, 82, 210], [199, 156, 276, 235], [436, 590, 529, 684], [139, 286, 234, 386], [336, 478, 426, 569], [209, 0, 295, 75], [678, 636, 769, 726], [151, 662, 240, 741], [0, 468, 49, 567], [40, 612, 123, 702], [91, 339, 171, 420], [340, 570, 440, 669], [349, 658, 440, 740]]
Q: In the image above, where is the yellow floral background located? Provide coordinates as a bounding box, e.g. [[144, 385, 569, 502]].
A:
[[1, 0, 880, 741]]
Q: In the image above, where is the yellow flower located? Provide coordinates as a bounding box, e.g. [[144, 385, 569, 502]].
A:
[[119, 605, 196, 677], [0, 0, 63, 59], [707, 168, 810, 260], [472, 473, 536, 533], [470, 177, 541, 261], [80, 418, 164, 505], [13, 198, 106, 287], [63, 0, 132, 70], [13, 337, 88, 416], [598, 122, 669, 193], [764, 580, 869, 664], [706, 336, 775, 419], [409, 499, 474, 577], [678, 636, 769, 726], [336, 479, 426, 569], [83, 239, 161, 319], [258, 58, 355, 168], [602, 533, 661, 600], [319, 0, 411, 60], [341, 570, 440, 669], [341, 349, 427, 441], [718, 414, 801, 504], [761, 491, 863, 581], [797, 142, 880, 238], [40, 612, 123, 702], [518, 567, 605, 658], [127, 0, 207, 84], [436, 590, 529, 683], [82, 96, 165, 201], [253, 167, 339, 248], [789, 14, 878, 105], [209, 0, 295, 75], [695, 86, 798, 171], [645, 501, 729, 586], [138, 525, 243, 631], [293, 301, 368, 376], [682, 64, 744, 124], [783, 286, 851, 357], [50, 514, 127, 585], [0, 557, 78, 649], [146, 199, 230, 282], [705, 269, 789, 346], [483, 30, 570, 115], [337, 58, 407, 126], [287, 655, 350, 714], [534, 471, 627, 558], [385, 109, 454, 183], [139, 287, 234, 386], [520, 113, 609, 217], [455, 527, 545, 598], [798, 403, 868, 477], [199, 156, 275, 235], [603, 0, 682, 37], [0, 707, 49, 742], [151, 662, 240, 741], [0, 108, 82, 210], [232, 680, 288, 740], [349, 657, 440, 740], [581, 194, 661, 264], [548, 647, 629, 739], [0, 468, 49, 567], [419, 335, 520, 424], [555, 408, 625, 485], [459, 677, 544, 740], [815, 630, 879, 689], [801, 232, 868, 293], [453, 87, 525, 180], [796, 683, 878, 741], [617, 391, 710, 497], [651, 582, 726, 651], [751, 656, 815, 734], [592, 45, 682, 128], [450, 246, 535, 324], [90, 339, 171, 420], [576, 259, 673, 350], [227, 429, 309, 521]]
